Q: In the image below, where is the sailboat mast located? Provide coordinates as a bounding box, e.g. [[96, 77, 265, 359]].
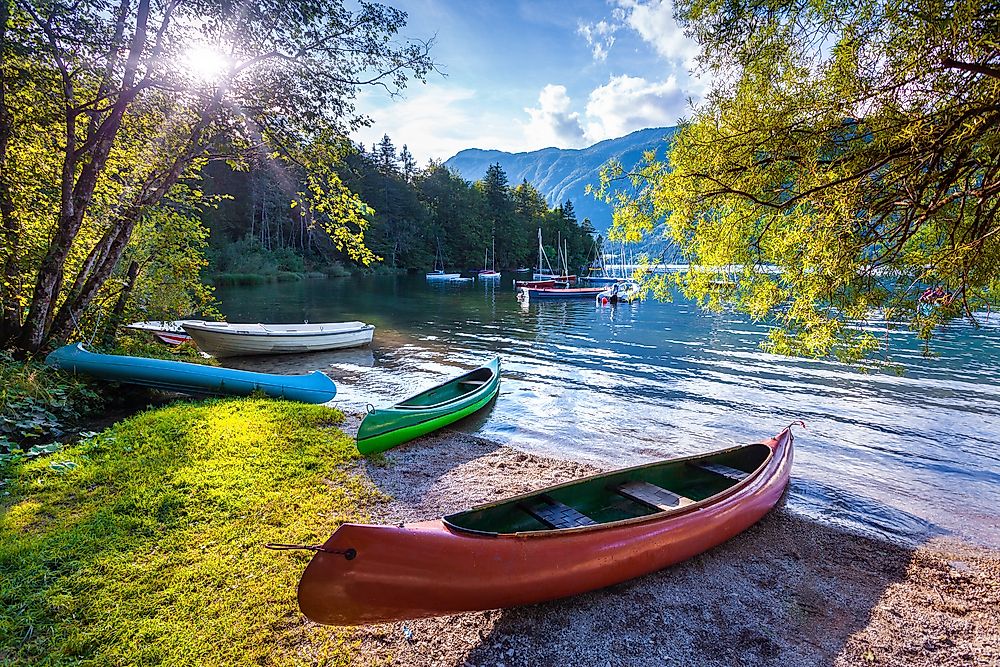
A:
[[537, 228, 543, 274]]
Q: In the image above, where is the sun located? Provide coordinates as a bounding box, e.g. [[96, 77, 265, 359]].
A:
[[182, 43, 230, 83]]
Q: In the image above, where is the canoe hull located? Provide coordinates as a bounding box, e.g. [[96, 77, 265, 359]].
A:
[[356, 358, 501, 454], [45, 344, 337, 403], [182, 323, 374, 358], [299, 429, 793, 625]]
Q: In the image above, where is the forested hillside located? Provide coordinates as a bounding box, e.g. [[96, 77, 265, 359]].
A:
[[202, 135, 599, 276], [445, 126, 676, 232]]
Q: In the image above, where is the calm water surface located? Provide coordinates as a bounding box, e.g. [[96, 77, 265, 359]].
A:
[[215, 275, 1000, 547]]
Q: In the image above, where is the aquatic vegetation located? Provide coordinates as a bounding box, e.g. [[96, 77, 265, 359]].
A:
[[0, 353, 104, 454]]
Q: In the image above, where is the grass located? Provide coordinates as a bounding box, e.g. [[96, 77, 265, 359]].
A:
[[0, 398, 378, 665]]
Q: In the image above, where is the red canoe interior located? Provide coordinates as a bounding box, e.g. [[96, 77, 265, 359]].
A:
[[444, 443, 772, 535]]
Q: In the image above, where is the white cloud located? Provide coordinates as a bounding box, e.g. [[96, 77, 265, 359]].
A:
[[615, 0, 700, 67], [577, 19, 619, 62], [354, 84, 528, 164], [524, 84, 586, 148], [583, 74, 688, 142]]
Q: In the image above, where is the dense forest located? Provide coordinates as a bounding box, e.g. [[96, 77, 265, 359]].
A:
[[202, 134, 598, 277]]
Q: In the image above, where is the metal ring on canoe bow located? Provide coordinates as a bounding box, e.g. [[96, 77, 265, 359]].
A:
[[265, 543, 357, 560]]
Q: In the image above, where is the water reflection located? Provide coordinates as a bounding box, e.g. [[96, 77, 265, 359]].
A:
[[215, 275, 1000, 547]]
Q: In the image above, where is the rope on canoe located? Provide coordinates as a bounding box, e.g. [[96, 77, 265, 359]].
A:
[[265, 544, 356, 560], [786, 420, 807, 431]]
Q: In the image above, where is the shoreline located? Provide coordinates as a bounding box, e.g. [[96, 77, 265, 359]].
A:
[[334, 414, 999, 667]]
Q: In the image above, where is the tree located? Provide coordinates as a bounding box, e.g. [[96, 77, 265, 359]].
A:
[[2, 0, 433, 353], [374, 134, 399, 176], [478, 163, 523, 267], [399, 144, 417, 183], [600, 0, 1000, 361]]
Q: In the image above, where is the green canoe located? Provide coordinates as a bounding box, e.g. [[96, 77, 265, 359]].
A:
[[357, 357, 501, 454]]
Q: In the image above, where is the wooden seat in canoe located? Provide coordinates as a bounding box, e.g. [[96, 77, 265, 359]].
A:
[[458, 380, 487, 387], [521, 496, 596, 529], [693, 462, 750, 482], [615, 481, 693, 511]]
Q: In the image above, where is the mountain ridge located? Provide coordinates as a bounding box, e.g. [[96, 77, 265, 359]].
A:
[[444, 126, 676, 232]]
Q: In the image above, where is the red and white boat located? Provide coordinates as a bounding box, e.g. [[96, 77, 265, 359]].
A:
[[125, 320, 194, 346]]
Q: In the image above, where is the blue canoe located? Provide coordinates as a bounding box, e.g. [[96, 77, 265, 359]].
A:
[[45, 343, 336, 404]]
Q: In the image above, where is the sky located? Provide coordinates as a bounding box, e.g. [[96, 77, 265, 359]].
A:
[[353, 0, 707, 164]]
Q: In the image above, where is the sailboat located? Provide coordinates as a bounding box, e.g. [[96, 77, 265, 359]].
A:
[[582, 238, 622, 286], [478, 238, 501, 280], [426, 239, 461, 281], [521, 237, 602, 299], [516, 229, 575, 288]]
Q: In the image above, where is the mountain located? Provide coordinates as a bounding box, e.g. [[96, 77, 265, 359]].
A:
[[443, 126, 676, 233]]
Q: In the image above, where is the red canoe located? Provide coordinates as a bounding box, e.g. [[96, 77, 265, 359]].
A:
[[296, 427, 796, 625]]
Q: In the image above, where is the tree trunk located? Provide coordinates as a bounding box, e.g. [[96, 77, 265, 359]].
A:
[[16, 0, 151, 352], [100, 259, 139, 346]]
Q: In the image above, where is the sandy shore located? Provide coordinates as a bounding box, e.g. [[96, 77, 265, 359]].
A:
[[329, 416, 999, 667]]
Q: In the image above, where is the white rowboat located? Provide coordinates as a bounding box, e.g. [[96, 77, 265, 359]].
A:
[[181, 321, 374, 358], [426, 270, 462, 280]]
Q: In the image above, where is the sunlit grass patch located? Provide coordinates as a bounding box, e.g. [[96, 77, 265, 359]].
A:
[[0, 398, 374, 665]]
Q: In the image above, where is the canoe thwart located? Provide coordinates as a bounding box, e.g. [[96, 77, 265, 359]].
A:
[[615, 481, 693, 511], [693, 462, 750, 482], [521, 496, 597, 530]]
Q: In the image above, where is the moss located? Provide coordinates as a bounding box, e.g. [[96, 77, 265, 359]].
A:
[[0, 398, 373, 665]]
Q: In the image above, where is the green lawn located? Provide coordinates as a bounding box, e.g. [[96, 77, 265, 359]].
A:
[[0, 398, 377, 665]]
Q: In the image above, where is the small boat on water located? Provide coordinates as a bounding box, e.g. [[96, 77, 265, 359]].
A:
[[477, 240, 501, 280], [521, 286, 605, 300], [426, 269, 462, 281], [182, 321, 374, 358], [513, 279, 558, 289], [597, 281, 643, 304], [530, 227, 576, 285], [45, 343, 337, 403], [356, 357, 501, 454], [426, 239, 460, 280], [125, 320, 194, 346], [295, 425, 798, 625]]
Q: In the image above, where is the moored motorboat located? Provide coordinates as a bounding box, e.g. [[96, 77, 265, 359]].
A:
[[521, 286, 604, 300], [296, 425, 798, 625], [45, 343, 337, 403], [181, 321, 374, 358], [356, 357, 501, 454], [597, 281, 643, 304]]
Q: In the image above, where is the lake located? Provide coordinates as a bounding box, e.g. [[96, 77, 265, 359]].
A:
[[215, 275, 1000, 547]]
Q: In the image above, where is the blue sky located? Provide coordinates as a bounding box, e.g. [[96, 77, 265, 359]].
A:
[[354, 0, 707, 163]]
